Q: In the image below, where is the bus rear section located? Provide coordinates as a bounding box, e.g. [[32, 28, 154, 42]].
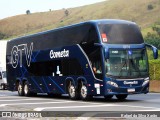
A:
[[6, 19, 158, 101]]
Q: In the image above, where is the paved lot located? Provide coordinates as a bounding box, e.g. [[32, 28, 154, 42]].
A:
[[0, 90, 160, 119]]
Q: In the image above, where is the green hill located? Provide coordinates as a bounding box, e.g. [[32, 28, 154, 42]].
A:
[[0, 0, 160, 39]]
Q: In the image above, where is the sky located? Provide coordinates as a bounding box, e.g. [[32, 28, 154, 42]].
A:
[[0, 0, 105, 19]]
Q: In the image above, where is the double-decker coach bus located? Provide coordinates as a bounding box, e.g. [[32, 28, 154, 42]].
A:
[[6, 19, 158, 100]]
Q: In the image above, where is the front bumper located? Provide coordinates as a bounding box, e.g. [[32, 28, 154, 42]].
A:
[[105, 83, 149, 95]]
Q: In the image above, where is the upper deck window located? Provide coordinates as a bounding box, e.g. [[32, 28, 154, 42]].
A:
[[98, 24, 144, 44]]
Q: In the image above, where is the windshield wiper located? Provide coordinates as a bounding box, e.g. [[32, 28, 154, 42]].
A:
[[130, 59, 141, 77], [118, 61, 127, 77]]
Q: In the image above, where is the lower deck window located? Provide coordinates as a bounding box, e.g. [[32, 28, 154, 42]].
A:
[[28, 59, 84, 76]]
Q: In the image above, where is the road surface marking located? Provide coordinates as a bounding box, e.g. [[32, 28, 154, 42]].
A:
[[34, 104, 160, 111], [0, 98, 52, 102], [34, 104, 117, 111], [0, 101, 75, 107], [0, 96, 21, 98]]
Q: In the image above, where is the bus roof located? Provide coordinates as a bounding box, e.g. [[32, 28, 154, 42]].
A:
[[7, 19, 142, 52], [8, 19, 135, 42]]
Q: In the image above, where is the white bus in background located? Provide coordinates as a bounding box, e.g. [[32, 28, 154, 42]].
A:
[[0, 70, 7, 90], [0, 40, 7, 90]]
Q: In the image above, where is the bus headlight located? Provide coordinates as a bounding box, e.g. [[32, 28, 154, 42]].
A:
[[107, 81, 118, 88], [142, 77, 149, 86]]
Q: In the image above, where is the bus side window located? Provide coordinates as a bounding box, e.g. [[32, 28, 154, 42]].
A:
[[62, 59, 84, 76], [89, 48, 103, 80], [28, 60, 62, 76]]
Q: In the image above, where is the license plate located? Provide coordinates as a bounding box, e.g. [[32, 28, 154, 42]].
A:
[[127, 88, 135, 93]]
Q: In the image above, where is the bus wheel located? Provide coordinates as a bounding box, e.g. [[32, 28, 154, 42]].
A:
[[68, 81, 79, 100], [24, 81, 35, 96], [104, 95, 113, 100], [80, 83, 92, 101], [1, 84, 5, 90], [24, 81, 30, 96], [18, 82, 24, 96], [116, 94, 128, 100]]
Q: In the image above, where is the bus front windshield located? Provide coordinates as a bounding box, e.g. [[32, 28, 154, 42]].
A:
[[105, 49, 148, 79]]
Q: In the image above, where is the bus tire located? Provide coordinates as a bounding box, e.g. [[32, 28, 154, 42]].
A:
[[18, 82, 24, 96], [24, 81, 36, 96], [80, 83, 92, 101], [68, 81, 79, 100], [104, 95, 113, 100], [116, 94, 128, 100], [1, 84, 5, 90]]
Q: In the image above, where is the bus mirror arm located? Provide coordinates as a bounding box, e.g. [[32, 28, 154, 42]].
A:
[[145, 43, 158, 59]]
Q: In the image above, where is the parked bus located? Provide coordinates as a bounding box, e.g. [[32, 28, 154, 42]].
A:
[[0, 70, 7, 90], [6, 19, 158, 100]]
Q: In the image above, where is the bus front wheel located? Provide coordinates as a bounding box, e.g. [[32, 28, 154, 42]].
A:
[[18, 82, 24, 96], [104, 95, 113, 100], [116, 94, 128, 100]]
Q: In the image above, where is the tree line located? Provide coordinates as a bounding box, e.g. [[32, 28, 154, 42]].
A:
[[144, 23, 160, 49]]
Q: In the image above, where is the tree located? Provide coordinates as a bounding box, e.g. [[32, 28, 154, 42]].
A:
[[64, 9, 69, 16], [145, 33, 160, 49], [0, 32, 7, 40], [147, 4, 154, 10], [26, 10, 31, 15]]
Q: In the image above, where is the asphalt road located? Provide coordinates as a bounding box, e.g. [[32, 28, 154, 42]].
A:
[[0, 90, 160, 119]]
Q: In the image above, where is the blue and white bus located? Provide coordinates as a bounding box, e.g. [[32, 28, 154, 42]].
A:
[[6, 19, 158, 100]]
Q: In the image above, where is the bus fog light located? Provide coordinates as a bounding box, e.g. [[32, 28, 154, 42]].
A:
[[107, 81, 118, 88]]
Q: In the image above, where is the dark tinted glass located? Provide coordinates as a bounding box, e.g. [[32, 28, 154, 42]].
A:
[[98, 24, 144, 44], [28, 59, 84, 76], [7, 23, 98, 53]]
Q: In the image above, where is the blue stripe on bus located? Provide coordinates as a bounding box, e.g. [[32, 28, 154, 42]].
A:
[[48, 76, 65, 94], [42, 77, 50, 93], [30, 77, 44, 93], [32, 50, 40, 62]]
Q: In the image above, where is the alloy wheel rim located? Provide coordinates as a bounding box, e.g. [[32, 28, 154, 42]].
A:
[[24, 84, 28, 94], [81, 86, 87, 98], [69, 85, 75, 98]]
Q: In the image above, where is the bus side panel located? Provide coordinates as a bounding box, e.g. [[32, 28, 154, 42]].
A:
[[6, 42, 101, 96]]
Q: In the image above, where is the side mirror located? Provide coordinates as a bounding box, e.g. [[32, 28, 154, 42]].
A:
[[145, 44, 158, 59]]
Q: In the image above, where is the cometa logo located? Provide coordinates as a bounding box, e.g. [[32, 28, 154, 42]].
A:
[[50, 49, 69, 59], [123, 81, 138, 85]]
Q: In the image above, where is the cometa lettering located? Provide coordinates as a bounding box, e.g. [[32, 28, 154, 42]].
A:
[[50, 49, 69, 59], [124, 81, 138, 85]]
